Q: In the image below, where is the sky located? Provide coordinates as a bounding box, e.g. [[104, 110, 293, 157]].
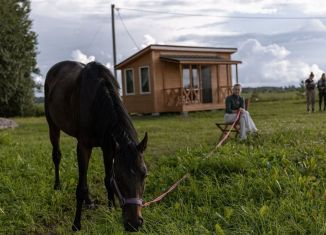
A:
[[30, 0, 326, 93]]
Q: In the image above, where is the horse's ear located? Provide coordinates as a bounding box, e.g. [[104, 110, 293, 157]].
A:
[[137, 132, 148, 153]]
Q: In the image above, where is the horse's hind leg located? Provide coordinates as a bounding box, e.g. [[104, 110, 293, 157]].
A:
[[72, 142, 92, 231], [48, 123, 62, 190]]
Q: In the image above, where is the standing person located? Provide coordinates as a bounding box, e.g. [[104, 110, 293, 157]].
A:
[[224, 84, 258, 140], [317, 73, 326, 111], [305, 72, 316, 112]]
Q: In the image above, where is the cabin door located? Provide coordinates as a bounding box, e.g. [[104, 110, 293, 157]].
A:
[[201, 66, 212, 103]]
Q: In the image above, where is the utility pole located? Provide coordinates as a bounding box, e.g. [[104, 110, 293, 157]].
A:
[[111, 4, 117, 79]]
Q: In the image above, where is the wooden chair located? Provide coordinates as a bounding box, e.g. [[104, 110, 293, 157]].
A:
[[215, 98, 250, 143]]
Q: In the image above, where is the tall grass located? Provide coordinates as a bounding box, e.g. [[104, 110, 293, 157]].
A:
[[1, 98, 326, 234]]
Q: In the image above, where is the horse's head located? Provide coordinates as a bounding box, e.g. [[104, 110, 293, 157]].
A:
[[113, 133, 148, 232]]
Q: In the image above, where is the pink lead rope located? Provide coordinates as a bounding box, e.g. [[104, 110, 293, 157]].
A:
[[142, 173, 189, 207], [137, 111, 241, 207], [141, 112, 240, 207]]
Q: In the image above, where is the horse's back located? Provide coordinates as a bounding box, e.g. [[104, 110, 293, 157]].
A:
[[45, 61, 85, 137]]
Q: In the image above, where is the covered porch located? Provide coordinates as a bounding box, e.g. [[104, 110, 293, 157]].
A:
[[160, 55, 241, 111]]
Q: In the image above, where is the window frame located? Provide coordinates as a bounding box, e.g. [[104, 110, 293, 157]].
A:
[[182, 65, 191, 89], [139, 66, 151, 94], [182, 64, 201, 89], [191, 65, 200, 89], [124, 68, 135, 95]]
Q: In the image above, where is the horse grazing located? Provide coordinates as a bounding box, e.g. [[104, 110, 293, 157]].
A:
[[44, 61, 148, 232]]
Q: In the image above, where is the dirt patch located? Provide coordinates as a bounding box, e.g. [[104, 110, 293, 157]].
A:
[[0, 118, 18, 130]]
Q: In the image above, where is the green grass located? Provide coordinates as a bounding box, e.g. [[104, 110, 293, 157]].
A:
[[1, 97, 326, 234], [242, 90, 302, 102]]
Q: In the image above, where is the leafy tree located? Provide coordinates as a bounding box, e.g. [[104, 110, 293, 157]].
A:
[[0, 0, 38, 116]]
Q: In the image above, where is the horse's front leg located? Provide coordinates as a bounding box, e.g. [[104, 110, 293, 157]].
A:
[[72, 142, 92, 231], [102, 146, 116, 208]]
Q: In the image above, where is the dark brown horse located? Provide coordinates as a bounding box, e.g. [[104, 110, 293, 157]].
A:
[[44, 61, 148, 232]]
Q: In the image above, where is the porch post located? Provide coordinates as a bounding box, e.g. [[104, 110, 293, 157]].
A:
[[179, 64, 183, 106], [217, 64, 220, 103], [226, 64, 229, 88], [179, 64, 183, 88], [236, 64, 239, 84]]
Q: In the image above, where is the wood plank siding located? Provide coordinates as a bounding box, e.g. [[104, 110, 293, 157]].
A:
[[115, 44, 241, 114]]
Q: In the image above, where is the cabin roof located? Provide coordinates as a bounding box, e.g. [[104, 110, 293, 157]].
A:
[[115, 44, 238, 69], [160, 55, 242, 64]]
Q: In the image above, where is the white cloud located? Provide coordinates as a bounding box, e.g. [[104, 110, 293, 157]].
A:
[[116, 0, 278, 15], [71, 49, 95, 64], [245, 39, 290, 59], [105, 62, 113, 70], [33, 73, 44, 84], [292, 0, 326, 15], [139, 34, 166, 48], [70, 49, 113, 69], [215, 0, 278, 14], [32, 73, 45, 97], [237, 39, 324, 87], [297, 19, 326, 32], [141, 34, 157, 48], [31, 0, 108, 18], [30, 0, 326, 92]]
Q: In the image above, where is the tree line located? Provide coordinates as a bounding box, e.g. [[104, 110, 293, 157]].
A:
[[242, 85, 298, 93], [0, 0, 38, 117]]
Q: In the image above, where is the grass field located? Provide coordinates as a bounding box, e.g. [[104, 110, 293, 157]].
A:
[[1, 98, 326, 234]]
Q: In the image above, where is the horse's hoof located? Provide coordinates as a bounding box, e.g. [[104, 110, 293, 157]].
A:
[[108, 201, 116, 209], [54, 184, 61, 190], [85, 195, 93, 204], [72, 223, 81, 231], [85, 202, 97, 210], [85, 198, 98, 209]]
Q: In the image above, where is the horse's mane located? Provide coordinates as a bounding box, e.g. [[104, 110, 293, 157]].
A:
[[82, 61, 138, 145]]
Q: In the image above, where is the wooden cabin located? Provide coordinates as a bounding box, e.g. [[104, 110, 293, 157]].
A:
[[115, 44, 241, 114]]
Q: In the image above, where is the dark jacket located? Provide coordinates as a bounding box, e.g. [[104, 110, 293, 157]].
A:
[[317, 79, 326, 93], [305, 78, 316, 90], [225, 94, 244, 114]]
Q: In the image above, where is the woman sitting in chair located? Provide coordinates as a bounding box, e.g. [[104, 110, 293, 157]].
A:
[[224, 83, 258, 140]]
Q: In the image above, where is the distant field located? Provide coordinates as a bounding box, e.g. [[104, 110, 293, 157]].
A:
[[242, 90, 302, 102], [1, 96, 326, 234]]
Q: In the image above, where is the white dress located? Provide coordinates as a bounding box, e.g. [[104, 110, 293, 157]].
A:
[[224, 110, 257, 140]]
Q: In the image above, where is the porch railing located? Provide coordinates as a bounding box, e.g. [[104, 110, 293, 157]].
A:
[[163, 88, 201, 107], [163, 85, 233, 107], [217, 86, 233, 103]]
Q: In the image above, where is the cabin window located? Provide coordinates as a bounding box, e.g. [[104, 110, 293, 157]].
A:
[[183, 65, 199, 89], [139, 66, 150, 94], [182, 65, 190, 88], [192, 65, 199, 88], [125, 69, 134, 95]]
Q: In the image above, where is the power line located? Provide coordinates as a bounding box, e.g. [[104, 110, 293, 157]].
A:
[[86, 22, 105, 51], [117, 7, 326, 20], [116, 8, 140, 50]]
